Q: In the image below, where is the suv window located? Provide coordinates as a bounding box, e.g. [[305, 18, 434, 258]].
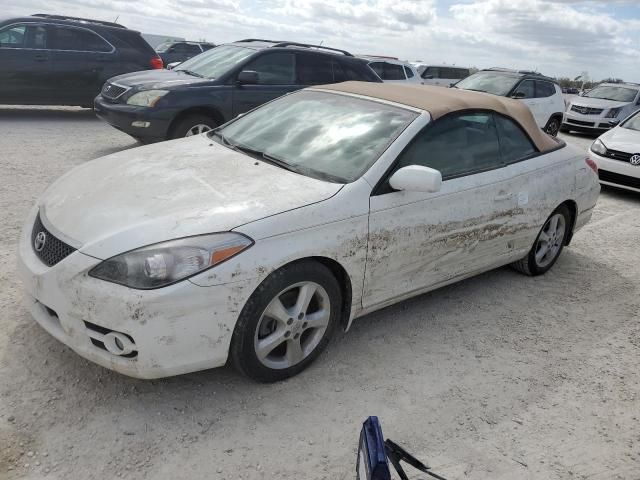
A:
[[422, 66, 439, 79], [173, 43, 201, 54], [0, 25, 47, 49], [404, 66, 414, 78], [535, 80, 556, 98], [297, 53, 333, 85], [244, 52, 295, 85], [0, 25, 26, 47], [494, 115, 537, 163], [515, 79, 535, 99], [374, 62, 407, 80], [395, 112, 501, 179], [51, 26, 112, 52]]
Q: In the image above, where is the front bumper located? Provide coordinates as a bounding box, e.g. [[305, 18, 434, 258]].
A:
[[94, 95, 173, 142], [17, 209, 257, 379], [562, 111, 617, 132], [589, 151, 640, 193]]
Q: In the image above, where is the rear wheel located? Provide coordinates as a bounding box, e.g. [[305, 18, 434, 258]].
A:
[[171, 114, 218, 139], [512, 205, 571, 276], [230, 261, 341, 382]]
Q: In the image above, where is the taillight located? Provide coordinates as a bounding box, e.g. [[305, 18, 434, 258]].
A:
[[150, 56, 163, 69], [586, 158, 598, 173]]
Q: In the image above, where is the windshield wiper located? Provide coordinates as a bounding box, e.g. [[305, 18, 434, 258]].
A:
[[177, 69, 204, 78]]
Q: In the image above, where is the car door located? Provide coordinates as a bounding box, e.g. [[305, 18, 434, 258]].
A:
[[534, 80, 558, 126], [232, 51, 299, 116], [421, 66, 440, 86], [0, 23, 52, 105], [514, 79, 545, 127], [498, 113, 578, 258], [47, 24, 116, 105], [363, 111, 521, 309]]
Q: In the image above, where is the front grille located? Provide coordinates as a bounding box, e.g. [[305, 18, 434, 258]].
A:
[[567, 118, 595, 127], [101, 82, 128, 100], [603, 148, 633, 163], [599, 170, 640, 190], [31, 213, 76, 267], [571, 105, 603, 115]]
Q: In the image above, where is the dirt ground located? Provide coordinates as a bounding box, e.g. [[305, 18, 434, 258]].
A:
[[1, 107, 639, 480]]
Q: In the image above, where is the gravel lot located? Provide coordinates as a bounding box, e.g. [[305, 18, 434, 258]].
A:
[[1, 107, 639, 480]]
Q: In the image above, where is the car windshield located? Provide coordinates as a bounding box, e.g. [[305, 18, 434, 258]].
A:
[[212, 90, 417, 183], [621, 111, 640, 131], [175, 45, 255, 79], [155, 41, 173, 53], [585, 85, 638, 102], [455, 72, 520, 96]]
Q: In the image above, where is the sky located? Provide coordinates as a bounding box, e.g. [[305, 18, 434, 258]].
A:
[[5, 0, 640, 81]]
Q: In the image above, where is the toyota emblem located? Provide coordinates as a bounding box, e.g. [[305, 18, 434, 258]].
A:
[[630, 154, 640, 166], [34, 231, 47, 252]]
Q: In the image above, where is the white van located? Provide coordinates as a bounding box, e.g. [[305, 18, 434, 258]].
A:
[[413, 64, 471, 87]]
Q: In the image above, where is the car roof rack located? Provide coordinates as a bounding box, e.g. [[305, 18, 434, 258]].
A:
[[235, 39, 353, 56], [32, 14, 126, 29]]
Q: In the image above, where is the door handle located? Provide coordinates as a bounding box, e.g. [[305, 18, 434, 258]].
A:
[[34, 54, 48, 62], [494, 193, 513, 202]]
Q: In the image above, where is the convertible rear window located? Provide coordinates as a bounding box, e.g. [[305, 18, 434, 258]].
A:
[[215, 90, 417, 183]]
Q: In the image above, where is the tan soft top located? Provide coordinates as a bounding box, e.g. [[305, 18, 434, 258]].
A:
[[317, 81, 558, 152]]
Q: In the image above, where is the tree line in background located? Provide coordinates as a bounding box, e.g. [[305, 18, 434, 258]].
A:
[[554, 77, 625, 90]]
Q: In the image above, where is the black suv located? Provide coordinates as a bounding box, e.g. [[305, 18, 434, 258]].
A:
[[94, 39, 381, 143], [155, 40, 215, 66], [0, 14, 162, 107]]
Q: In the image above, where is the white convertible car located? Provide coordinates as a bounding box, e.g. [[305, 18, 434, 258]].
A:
[[18, 83, 600, 381]]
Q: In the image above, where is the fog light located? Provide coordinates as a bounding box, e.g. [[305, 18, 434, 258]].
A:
[[131, 121, 150, 128]]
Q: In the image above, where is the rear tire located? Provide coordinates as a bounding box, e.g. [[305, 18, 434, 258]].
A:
[[230, 261, 341, 382], [171, 114, 218, 139], [512, 205, 571, 276]]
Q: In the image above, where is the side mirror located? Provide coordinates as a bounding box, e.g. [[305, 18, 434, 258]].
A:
[[512, 91, 526, 99], [166, 61, 181, 70], [389, 165, 442, 193], [237, 70, 259, 85]]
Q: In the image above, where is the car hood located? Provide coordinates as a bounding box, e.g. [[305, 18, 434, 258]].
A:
[[109, 69, 211, 90], [601, 126, 640, 153], [38, 135, 343, 259], [570, 97, 630, 110]]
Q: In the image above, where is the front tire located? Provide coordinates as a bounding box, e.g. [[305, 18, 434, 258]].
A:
[[171, 114, 218, 139], [544, 116, 561, 137], [512, 205, 571, 276], [230, 261, 341, 382]]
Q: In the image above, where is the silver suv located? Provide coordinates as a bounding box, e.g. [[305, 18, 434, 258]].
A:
[[562, 82, 640, 133]]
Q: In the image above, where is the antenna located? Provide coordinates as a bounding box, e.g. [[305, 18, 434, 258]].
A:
[[114, 15, 119, 23]]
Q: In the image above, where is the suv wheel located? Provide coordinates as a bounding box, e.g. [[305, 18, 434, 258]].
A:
[[544, 116, 561, 137], [171, 114, 218, 139]]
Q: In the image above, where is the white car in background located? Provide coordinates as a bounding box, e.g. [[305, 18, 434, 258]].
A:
[[18, 83, 599, 382], [361, 57, 420, 84], [563, 82, 640, 134], [589, 109, 640, 192], [413, 64, 470, 87], [455, 68, 566, 136]]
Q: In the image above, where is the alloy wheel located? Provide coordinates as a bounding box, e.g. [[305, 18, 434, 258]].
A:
[[185, 124, 213, 137], [254, 282, 331, 370], [534, 213, 566, 268]]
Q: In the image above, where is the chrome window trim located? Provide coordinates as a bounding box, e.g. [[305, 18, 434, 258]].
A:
[[0, 21, 116, 54]]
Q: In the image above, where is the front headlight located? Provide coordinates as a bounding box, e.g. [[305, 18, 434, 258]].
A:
[[605, 107, 622, 118], [89, 233, 253, 289], [590, 139, 607, 155], [126, 90, 169, 107]]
